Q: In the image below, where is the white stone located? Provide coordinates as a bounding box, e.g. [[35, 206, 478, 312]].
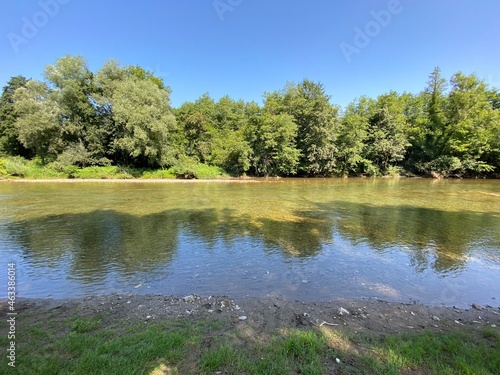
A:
[[338, 307, 350, 316]]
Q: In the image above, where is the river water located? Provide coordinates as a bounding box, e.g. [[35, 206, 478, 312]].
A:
[[0, 178, 499, 307]]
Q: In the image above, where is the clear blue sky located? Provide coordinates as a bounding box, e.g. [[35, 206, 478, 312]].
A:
[[1, 0, 499, 109]]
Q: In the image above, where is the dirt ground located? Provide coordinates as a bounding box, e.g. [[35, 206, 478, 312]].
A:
[[6, 294, 499, 338]]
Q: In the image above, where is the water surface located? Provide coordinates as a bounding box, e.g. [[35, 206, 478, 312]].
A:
[[1, 178, 499, 307]]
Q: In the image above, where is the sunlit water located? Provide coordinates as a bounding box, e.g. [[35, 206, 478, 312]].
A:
[[0, 178, 499, 307]]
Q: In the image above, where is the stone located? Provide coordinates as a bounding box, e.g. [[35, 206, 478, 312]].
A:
[[238, 316, 248, 321], [432, 316, 440, 322], [183, 295, 196, 302], [472, 303, 482, 310], [338, 307, 350, 316]]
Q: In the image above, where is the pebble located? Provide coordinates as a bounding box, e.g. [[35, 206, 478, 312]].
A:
[[145, 315, 151, 320], [432, 316, 440, 322], [338, 307, 350, 316], [472, 303, 482, 310], [239, 316, 248, 321], [492, 324, 497, 328], [335, 358, 341, 364], [183, 295, 196, 302]]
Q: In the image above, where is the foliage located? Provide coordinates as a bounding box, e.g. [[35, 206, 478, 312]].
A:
[[0, 76, 30, 157], [172, 155, 228, 179], [1, 56, 499, 177]]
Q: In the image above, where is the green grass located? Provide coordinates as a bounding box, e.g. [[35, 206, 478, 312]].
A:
[[0, 156, 227, 180], [1, 310, 498, 375]]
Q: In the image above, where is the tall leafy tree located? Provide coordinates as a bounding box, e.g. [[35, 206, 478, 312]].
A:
[[13, 80, 62, 163], [249, 93, 300, 176], [209, 96, 253, 175], [44, 55, 101, 166], [0, 76, 30, 156], [444, 72, 499, 173], [336, 96, 372, 176], [364, 92, 411, 174], [281, 79, 340, 175], [174, 93, 216, 163], [111, 76, 176, 167], [95, 60, 177, 167]]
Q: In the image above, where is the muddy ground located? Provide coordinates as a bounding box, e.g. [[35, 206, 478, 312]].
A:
[[5, 294, 499, 338]]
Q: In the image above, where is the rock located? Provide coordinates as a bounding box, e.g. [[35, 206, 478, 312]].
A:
[[183, 295, 196, 302], [472, 303, 482, 310], [432, 316, 440, 322], [491, 324, 497, 328], [338, 307, 350, 316], [145, 315, 152, 320], [238, 316, 247, 321], [335, 358, 341, 364], [302, 280, 308, 284]]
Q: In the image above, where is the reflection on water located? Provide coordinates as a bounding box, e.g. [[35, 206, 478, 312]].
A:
[[0, 179, 499, 306]]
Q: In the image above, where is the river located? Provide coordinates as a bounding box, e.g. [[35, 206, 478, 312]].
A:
[[0, 178, 499, 307]]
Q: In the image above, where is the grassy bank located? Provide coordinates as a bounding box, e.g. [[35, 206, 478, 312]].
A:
[[1, 306, 498, 374], [0, 156, 229, 180]]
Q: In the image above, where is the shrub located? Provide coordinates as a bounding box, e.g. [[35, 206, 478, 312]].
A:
[[3, 156, 28, 177]]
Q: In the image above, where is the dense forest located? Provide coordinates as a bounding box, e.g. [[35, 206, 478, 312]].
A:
[[1, 55, 499, 178]]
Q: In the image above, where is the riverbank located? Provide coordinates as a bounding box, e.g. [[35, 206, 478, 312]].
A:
[[1, 295, 499, 374], [0, 177, 263, 183]]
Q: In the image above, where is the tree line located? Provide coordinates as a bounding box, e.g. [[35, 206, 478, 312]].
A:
[[1, 55, 499, 177]]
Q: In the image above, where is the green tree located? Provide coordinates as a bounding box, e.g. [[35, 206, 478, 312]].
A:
[[0, 76, 30, 156], [95, 60, 177, 167], [209, 96, 252, 175], [335, 96, 372, 176], [364, 92, 411, 174], [111, 76, 176, 167], [249, 107, 300, 176], [13, 80, 62, 163], [174, 94, 216, 163], [44, 55, 103, 166], [444, 72, 499, 174], [282, 80, 340, 175]]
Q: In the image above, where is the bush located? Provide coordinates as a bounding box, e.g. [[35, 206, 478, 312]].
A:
[[172, 155, 198, 179], [194, 163, 228, 179], [140, 169, 176, 179], [172, 156, 228, 179], [72, 166, 133, 179], [3, 156, 28, 177]]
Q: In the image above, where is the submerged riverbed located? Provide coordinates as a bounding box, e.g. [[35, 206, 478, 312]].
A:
[[0, 178, 499, 307]]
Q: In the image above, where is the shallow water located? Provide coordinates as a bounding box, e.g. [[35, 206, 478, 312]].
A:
[[0, 178, 499, 307]]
